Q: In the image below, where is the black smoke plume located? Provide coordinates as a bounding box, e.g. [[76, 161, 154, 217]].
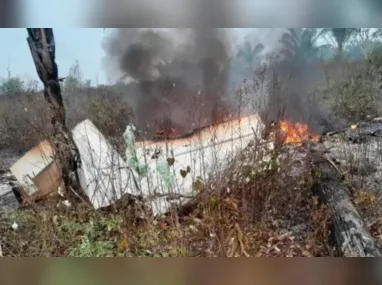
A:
[[102, 28, 233, 138]]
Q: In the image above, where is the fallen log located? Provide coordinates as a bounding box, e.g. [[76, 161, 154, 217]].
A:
[[311, 153, 382, 257]]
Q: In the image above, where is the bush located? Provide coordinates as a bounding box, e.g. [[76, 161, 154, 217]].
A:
[[0, 85, 133, 152], [324, 56, 382, 123], [0, 92, 50, 150], [64, 85, 133, 151]]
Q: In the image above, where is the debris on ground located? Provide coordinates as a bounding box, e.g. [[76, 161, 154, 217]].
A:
[[2, 116, 382, 256], [9, 140, 63, 200], [0, 184, 19, 214], [318, 121, 382, 249], [4, 115, 265, 215], [72, 119, 132, 210]]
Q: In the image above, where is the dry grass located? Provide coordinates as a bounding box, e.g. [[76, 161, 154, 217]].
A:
[[0, 129, 335, 257], [0, 91, 49, 151], [5, 58, 382, 257], [0, 86, 132, 152]]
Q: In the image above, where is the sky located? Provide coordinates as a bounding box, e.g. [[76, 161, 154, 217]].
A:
[[0, 28, 107, 85], [0, 28, 251, 86], [0, 28, 342, 87]]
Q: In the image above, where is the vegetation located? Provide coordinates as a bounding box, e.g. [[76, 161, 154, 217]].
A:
[[278, 28, 330, 64], [236, 39, 264, 72], [1, 28, 382, 257], [0, 138, 334, 257], [324, 28, 358, 56], [0, 77, 25, 94], [323, 54, 382, 123]]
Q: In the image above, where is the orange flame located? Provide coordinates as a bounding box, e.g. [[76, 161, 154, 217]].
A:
[[279, 120, 319, 144]]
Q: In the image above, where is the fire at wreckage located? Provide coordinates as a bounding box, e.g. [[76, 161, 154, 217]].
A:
[[4, 115, 375, 216], [2, 112, 382, 257]]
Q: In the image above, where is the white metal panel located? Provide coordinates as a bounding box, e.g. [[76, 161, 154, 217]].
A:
[[9, 140, 55, 195], [72, 119, 133, 209], [128, 114, 264, 215], [71, 114, 264, 215]]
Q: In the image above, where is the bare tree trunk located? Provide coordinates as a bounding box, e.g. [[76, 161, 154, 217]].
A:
[[26, 28, 89, 205], [311, 153, 381, 257]]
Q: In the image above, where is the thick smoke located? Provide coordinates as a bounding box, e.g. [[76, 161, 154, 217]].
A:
[[102, 28, 356, 139], [263, 54, 349, 134], [102, 28, 234, 138]]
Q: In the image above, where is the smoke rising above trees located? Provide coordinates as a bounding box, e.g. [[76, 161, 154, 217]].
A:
[[98, 28, 382, 137]]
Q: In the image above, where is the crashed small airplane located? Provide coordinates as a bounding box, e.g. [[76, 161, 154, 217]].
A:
[[9, 114, 265, 215]]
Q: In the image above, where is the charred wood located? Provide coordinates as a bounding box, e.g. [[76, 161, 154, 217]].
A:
[[311, 153, 381, 257]]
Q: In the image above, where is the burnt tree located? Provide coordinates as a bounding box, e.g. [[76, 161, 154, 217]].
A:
[[26, 28, 88, 204], [311, 152, 381, 257]]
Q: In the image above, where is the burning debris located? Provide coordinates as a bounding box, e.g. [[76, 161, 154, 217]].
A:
[[265, 120, 320, 146], [3, 114, 382, 256], [4, 115, 372, 214], [259, 117, 382, 256], [279, 120, 319, 144]]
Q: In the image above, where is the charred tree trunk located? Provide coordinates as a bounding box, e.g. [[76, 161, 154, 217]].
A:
[[26, 28, 89, 205], [311, 153, 381, 257]]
